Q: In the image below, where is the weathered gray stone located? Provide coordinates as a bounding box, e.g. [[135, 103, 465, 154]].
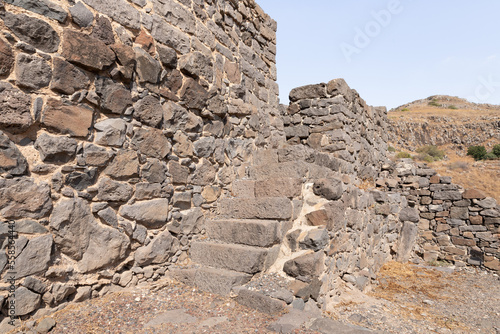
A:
[[73, 286, 92, 302], [313, 178, 343, 200], [0, 37, 14, 76], [15, 287, 41, 316], [189, 158, 216, 186], [219, 197, 292, 220], [134, 95, 164, 127], [168, 161, 189, 184], [14, 235, 52, 279], [141, 158, 168, 183], [236, 288, 285, 314], [254, 178, 302, 198], [97, 207, 118, 227], [35, 133, 77, 163], [15, 53, 52, 90], [283, 251, 324, 279], [193, 267, 251, 296], [0, 131, 28, 175], [22, 277, 48, 294], [49, 198, 129, 271], [135, 47, 161, 84], [163, 101, 203, 132], [50, 57, 90, 95], [190, 241, 268, 274], [179, 51, 213, 81], [91, 15, 115, 45], [35, 317, 56, 334], [103, 150, 139, 179], [397, 222, 418, 262], [61, 30, 115, 71], [111, 43, 136, 81], [433, 191, 462, 201], [70, 1, 94, 27], [180, 77, 208, 110], [65, 168, 98, 190], [157, 44, 178, 69], [131, 128, 171, 159], [94, 118, 127, 147], [309, 318, 375, 334], [135, 183, 163, 200], [193, 137, 215, 158], [481, 209, 500, 217], [151, 15, 191, 54], [450, 207, 469, 220], [289, 84, 327, 102], [95, 78, 133, 114], [135, 230, 177, 266], [299, 229, 329, 251], [51, 283, 76, 304], [83, 144, 113, 166], [477, 197, 497, 209], [399, 207, 420, 223], [96, 177, 133, 202], [0, 82, 33, 133], [41, 98, 94, 137], [1, 12, 60, 52], [0, 177, 52, 219], [206, 219, 280, 247], [119, 199, 170, 228], [82, 0, 141, 29], [0, 219, 48, 236], [5, 0, 67, 23]]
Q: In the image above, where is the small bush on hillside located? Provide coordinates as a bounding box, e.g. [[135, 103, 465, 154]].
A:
[[493, 144, 500, 157], [396, 151, 412, 159], [484, 152, 498, 160], [401, 108, 410, 112], [428, 100, 441, 107], [416, 145, 445, 161], [388, 146, 396, 152], [467, 146, 487, 160], [449, 105, 458, 110]]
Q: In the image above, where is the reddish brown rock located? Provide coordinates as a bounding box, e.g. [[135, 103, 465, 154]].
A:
[[470, 215, 483, 225], [111, 43, 136, 82], [50, 57, 90, 95], [41, 98, 94, 137], [61, 29, 115, 71], [95, 77, 132, 114], [0, 82, 33, 133], [429, 175, 440, 184], [0, 38, 14, 76], [135, 29, 155, 55], [131, 128, 171, 159], [462, 189, 487, 200], [306, 209, 329, 227], [180, 78, 208, 110]]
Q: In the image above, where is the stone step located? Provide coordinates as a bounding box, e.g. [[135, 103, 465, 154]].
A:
[[190, 241, 274, 274], [168, 266, 252, 296], [218, 197, 292, 220], [205, 219, 281, 247], [249, 161, 338, 181]]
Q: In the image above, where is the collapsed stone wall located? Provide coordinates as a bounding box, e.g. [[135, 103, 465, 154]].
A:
[[375, 159, 500, 271], [284, 79, 389, 180], [0, 0, 284, 319]]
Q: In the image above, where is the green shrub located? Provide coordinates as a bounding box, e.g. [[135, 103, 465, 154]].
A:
[[449, 105, 458, 110], [493, 144, 500, 157], [416, 145, 445, 161], [396, 151, 412, 159], [467, 146, 487, 160], [401, 108, 410, 112], [388, 146, 396, 152], [428, 100, 441, 107], [484, 152, 498, 160]]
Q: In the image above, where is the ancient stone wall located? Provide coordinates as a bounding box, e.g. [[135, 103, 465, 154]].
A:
[[375, 159, 500, 272], [284, 79, 389, 180], [0, 0, 283, 319]]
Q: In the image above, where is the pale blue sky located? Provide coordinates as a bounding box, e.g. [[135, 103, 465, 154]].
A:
[[257, 0, 500, 109]]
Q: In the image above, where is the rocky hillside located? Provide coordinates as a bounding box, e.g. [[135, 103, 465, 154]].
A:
[[387, 95, 500, 154]]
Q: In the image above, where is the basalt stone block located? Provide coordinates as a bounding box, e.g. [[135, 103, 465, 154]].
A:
[[15, 53, 52, 90], [433, 191, 462, 201], [179, 51, 214, 81], [96, 177, 133, 202], [61, 30, 115, 71], [94, 118, 127, 147], [313, 178, 343, 201], [0, 82, 34, 133], [83, 144, 113, 166], [111, 43, 136, 81], [0, 38, 14, 76], [462, 189, 487, 200], [141, 158, 168, 183], [13, 234, 53, 279], [396, 222, 418, 262], [14, 287, 41, 316], [91, 15, 115, 45], [283, 251, 324, 279], [65, 168, 98, 191], [205, 219, 280, 247], [151, 15, 191, 54], [168, 161, 189, 184], [399, 207, 420, 223], [119, 199, 170, 228], [299, 229, 329, 251], [41, 98, 94, 137], [235, 288, 285, 315], [0, 177, 52, 219], [5, 0, 67, 23], [189, 159, 217, 186], [163, 101, 203, 132], [70, 1, 94, 27], [326, 78, 354, 102], [82, 0, 141, 30], [254, 178, 302, 198], [158, 44, 178, 69], [217, 196, 292, 220], [104, 150, 139, 179], [131, 127, 171, 159], [289, 83, 327, 102], [95, 78, 132, 114], [135, 230, 178, 266], [1, 12, 60, 52], [50, 57, 90, 95], [135, 47, 162, 84], [180, 78, 209, 110], [134, 95, 164, 128], [0, 131, 28, 175], [35, 133, 77, 163]]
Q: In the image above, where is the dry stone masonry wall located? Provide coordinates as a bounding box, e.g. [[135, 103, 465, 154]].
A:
[[0, 0, 498, 324]]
